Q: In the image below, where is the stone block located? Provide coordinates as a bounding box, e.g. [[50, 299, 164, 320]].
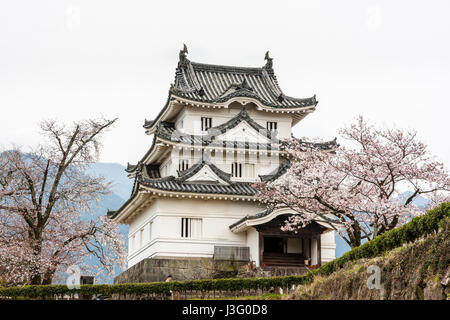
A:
[[114, 257, 249, 284]]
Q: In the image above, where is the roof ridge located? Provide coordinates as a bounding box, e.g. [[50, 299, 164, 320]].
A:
[[139, 175, 175, 183], [209, 108, 277, 141], [190, 61, 264, 73], [259, 158, 291, 182], [176, 158, 233, 184]]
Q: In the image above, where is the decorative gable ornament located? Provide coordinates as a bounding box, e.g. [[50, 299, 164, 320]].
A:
[[184, 164, 230, 185], [216, 121, 272, 144]]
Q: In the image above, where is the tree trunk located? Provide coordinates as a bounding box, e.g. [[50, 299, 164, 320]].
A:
[[30, 273, 42, 285], [42, 271, 55, 285], [348, 222, 362, 248], [28, 234, 44, 285]]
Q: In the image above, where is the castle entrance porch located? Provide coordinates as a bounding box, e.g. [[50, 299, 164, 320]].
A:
[[256, 215, 328, 268]]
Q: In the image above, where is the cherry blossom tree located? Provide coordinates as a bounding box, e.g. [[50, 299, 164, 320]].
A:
[[0, 118, 127, 285], [254, 116, 450, 248]]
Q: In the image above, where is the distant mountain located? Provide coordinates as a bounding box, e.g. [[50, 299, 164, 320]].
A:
[[88, 162, 133, 200], [87, 162, 132, 225]]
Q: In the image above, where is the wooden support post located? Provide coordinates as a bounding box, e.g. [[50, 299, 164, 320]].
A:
[[318, 235, 322, 267], [259, 233, 264, 267]]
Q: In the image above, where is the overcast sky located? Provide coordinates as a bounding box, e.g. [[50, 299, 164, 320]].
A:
[[1, 0, 449, 167]]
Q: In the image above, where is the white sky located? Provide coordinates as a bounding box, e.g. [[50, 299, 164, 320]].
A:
[[1, 0, 449, 167]]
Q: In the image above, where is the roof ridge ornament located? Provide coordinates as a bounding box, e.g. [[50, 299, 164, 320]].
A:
[[236, 79, 253, 91], [236, 107, 250, 120], [178, 43, 189, 67], [125, 162, 138, 173], [175, 157, 233, 185], [263, 51, 274, 74]]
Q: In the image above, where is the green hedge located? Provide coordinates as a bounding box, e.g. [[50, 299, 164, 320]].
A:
[[1, 203, 448, 299], [0, 275, 315, 299], [316, 202, 449, 276]]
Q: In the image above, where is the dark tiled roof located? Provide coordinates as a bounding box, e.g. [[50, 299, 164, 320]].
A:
[[143, 48, 318, 130], [259, 158, 291, 182], [172, 54, 317, 108], [295, 137, 338, 150], [229, 207, 275, 229], [125, 162, 161, 178], [135, 159, 255, 196], [253, 139, 337, 183], [107, 210, 118, 218], [144, 164, 161, 179], [125, 163, 138, 173], [138, 174, 256, 196], [107, 175, 141, 219], [229, 210, 331, 232], [211, 108, 274, 138], [176, 159, 232, 182], [143, 119, 154, 129]]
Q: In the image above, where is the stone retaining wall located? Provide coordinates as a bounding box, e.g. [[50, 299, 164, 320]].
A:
[[114, 257, 248, 284]]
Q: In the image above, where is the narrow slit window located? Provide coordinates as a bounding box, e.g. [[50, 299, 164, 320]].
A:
[[179, 159, 189, 172], [201, 117, 212, 131], [131, 235, 135, 252], [149, 221, 153, 241], [181, 218, 202, 238], [266, 121, 278, 133], [139, 228, 144, 248], [231, 162, 242, 178]]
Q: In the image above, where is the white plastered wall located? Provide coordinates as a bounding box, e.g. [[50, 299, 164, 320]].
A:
[[173, 104, 293, 140], [246, 227, 260, 267], [126, 197, 264, 268], [320, 230, 336, 264], [126, 197, 337, 268]]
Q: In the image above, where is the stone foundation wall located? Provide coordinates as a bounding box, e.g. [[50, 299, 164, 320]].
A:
[[114, 257, 248, 284]]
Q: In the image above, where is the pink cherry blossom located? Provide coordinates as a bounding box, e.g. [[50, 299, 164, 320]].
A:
[[0, 118, 126, 286], [253, 116, 450, 248]]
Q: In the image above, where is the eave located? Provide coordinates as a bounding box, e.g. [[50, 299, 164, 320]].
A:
[[113, 187, 258, 224], [159, 137, 286, 155], [144, 93, 317, 135], [108, 191, 149, 223], [229, 207, 336, 233], [126, 137, 172, 176]]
